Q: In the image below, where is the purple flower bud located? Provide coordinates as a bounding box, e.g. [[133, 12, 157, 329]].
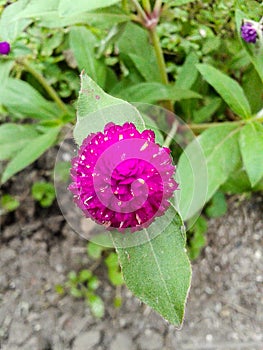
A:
[[241, 22, 258, 43], [0, 41, 11, 55], [69, 122, 178, 232]]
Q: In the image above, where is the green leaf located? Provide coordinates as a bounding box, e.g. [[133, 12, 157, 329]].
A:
[[87, 294, 105, 318], [239, 122, 263, 187], [69, 26, 107, 88], [87, 242, 105, 259], [193, 98, 221, 123], [74, 72, 145, 146], [113, 206, 191, 327], [31, 181, 56, 208], [196, 64, 252, 119], [235, 9, 263, 82], [0, 123, 39, 161], [114, 82, 201, 103], [0, 194, 20, 212], [0, 78, 60, 120], [176, 124, 241, 220], [0, 60, 14, 96], [58, 0, 121, 16], [187, 216, 207, 260], [175, 51, 199, 89], [88, 276, 100, 291], [79, 269, 92, 282], [0, 0, 32, 41], [117, 23, 161, 82], [205, 191, 227, 218], [1, 127, 60, 184]]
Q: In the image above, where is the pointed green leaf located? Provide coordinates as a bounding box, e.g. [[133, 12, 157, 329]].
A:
[[58, 0, 121, 16], [239, 122, 263, 187], [175, 51, 199, 89], [74, 73, 145, 145], [113, 206, 191, 327], [0, 78, 60, 120], [114, 82, 201, 103], [196, 64, 251, 119], [176, 124, 241, 220], [1, 127, 60, 184], [69, 26, 107, 88], [0, 123, 39, 161]]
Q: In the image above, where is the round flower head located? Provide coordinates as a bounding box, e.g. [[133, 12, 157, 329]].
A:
[[241, 22, 258, 43], [0, 41, 11, 55], [69, 122, 178, 232]]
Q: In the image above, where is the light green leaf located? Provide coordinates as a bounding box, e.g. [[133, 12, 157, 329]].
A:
[[113, 206, 191, 327], [69, 26, 107, 88], [0, 123, 39, 160], [197, 63, 252, 119], [1, 127, 60, 184], [239, 122, 263, 186], [0, 60, 14, 96], [114, 82, 201, 103], [175, 51, 199, 89], [0, 78, 60, 120], [193, 97, 221, 123], [74, 73, 145, 145], [0, 0, 32, 41], [58, 0, 121, 16], [176, 124, 241, 220]]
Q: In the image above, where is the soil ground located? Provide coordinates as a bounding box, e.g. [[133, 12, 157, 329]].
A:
[[0, 148, 262, 350]]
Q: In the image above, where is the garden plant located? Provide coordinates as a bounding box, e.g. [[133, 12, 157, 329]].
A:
[[0, 0, 262, 328]]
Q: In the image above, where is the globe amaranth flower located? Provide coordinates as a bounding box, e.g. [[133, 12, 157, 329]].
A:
[[241, 22, 258, 43], [0, 41, 10, 55], [69, 122, 178, 232]]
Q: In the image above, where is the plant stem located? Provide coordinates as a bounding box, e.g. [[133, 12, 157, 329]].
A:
[[163, 120, 179, 147], [142, 0, 151, 13], [122, 0, 129, 12], [154, 0, 163, 13], [19, 60, 69, 115], [130, 0, 148, 22], [148, 28, 173, 111]]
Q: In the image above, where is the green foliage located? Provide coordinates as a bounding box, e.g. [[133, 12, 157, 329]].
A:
[[187, 216, 207, 260], [31, 181, 56, 207], [0, 194, 20, 212], [205, 191, 227, 218], [64, 269, 105, 318]]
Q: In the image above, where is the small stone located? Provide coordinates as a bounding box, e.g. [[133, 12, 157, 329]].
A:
[[206, 334, 213, 342], [110, 333, 134, 350], [72, 330, 101, 350], [137, 331, 163, 350]]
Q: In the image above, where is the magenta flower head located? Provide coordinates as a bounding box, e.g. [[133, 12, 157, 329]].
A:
[[241, 22, 258, 43], [0, 41, 11, 55], [69, 122, 178, 232]]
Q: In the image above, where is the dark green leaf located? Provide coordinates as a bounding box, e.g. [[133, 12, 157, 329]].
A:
[[114, 82, 201, 103], [196, 64, 252, 119], [69, 27, 107, 88], [0, 78, 60, 120], [175, 51, 199, 89], [239, 122, 263, 186], [1, 127, 60, 184], [176, 124, 241, 220], [113, 206, 191, 327], [0, 123, 39, 161], [205, 191, 227, 218]]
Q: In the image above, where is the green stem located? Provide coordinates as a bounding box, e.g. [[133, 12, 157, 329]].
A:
[[163, 121, 179, 147], [148, 28, 173, 111], [19, 60, 69, 115], [130, 0, 148, 22], [142, 0, 151, 13], [154, 0, 163, 13], [122, 0, 129, 12]]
